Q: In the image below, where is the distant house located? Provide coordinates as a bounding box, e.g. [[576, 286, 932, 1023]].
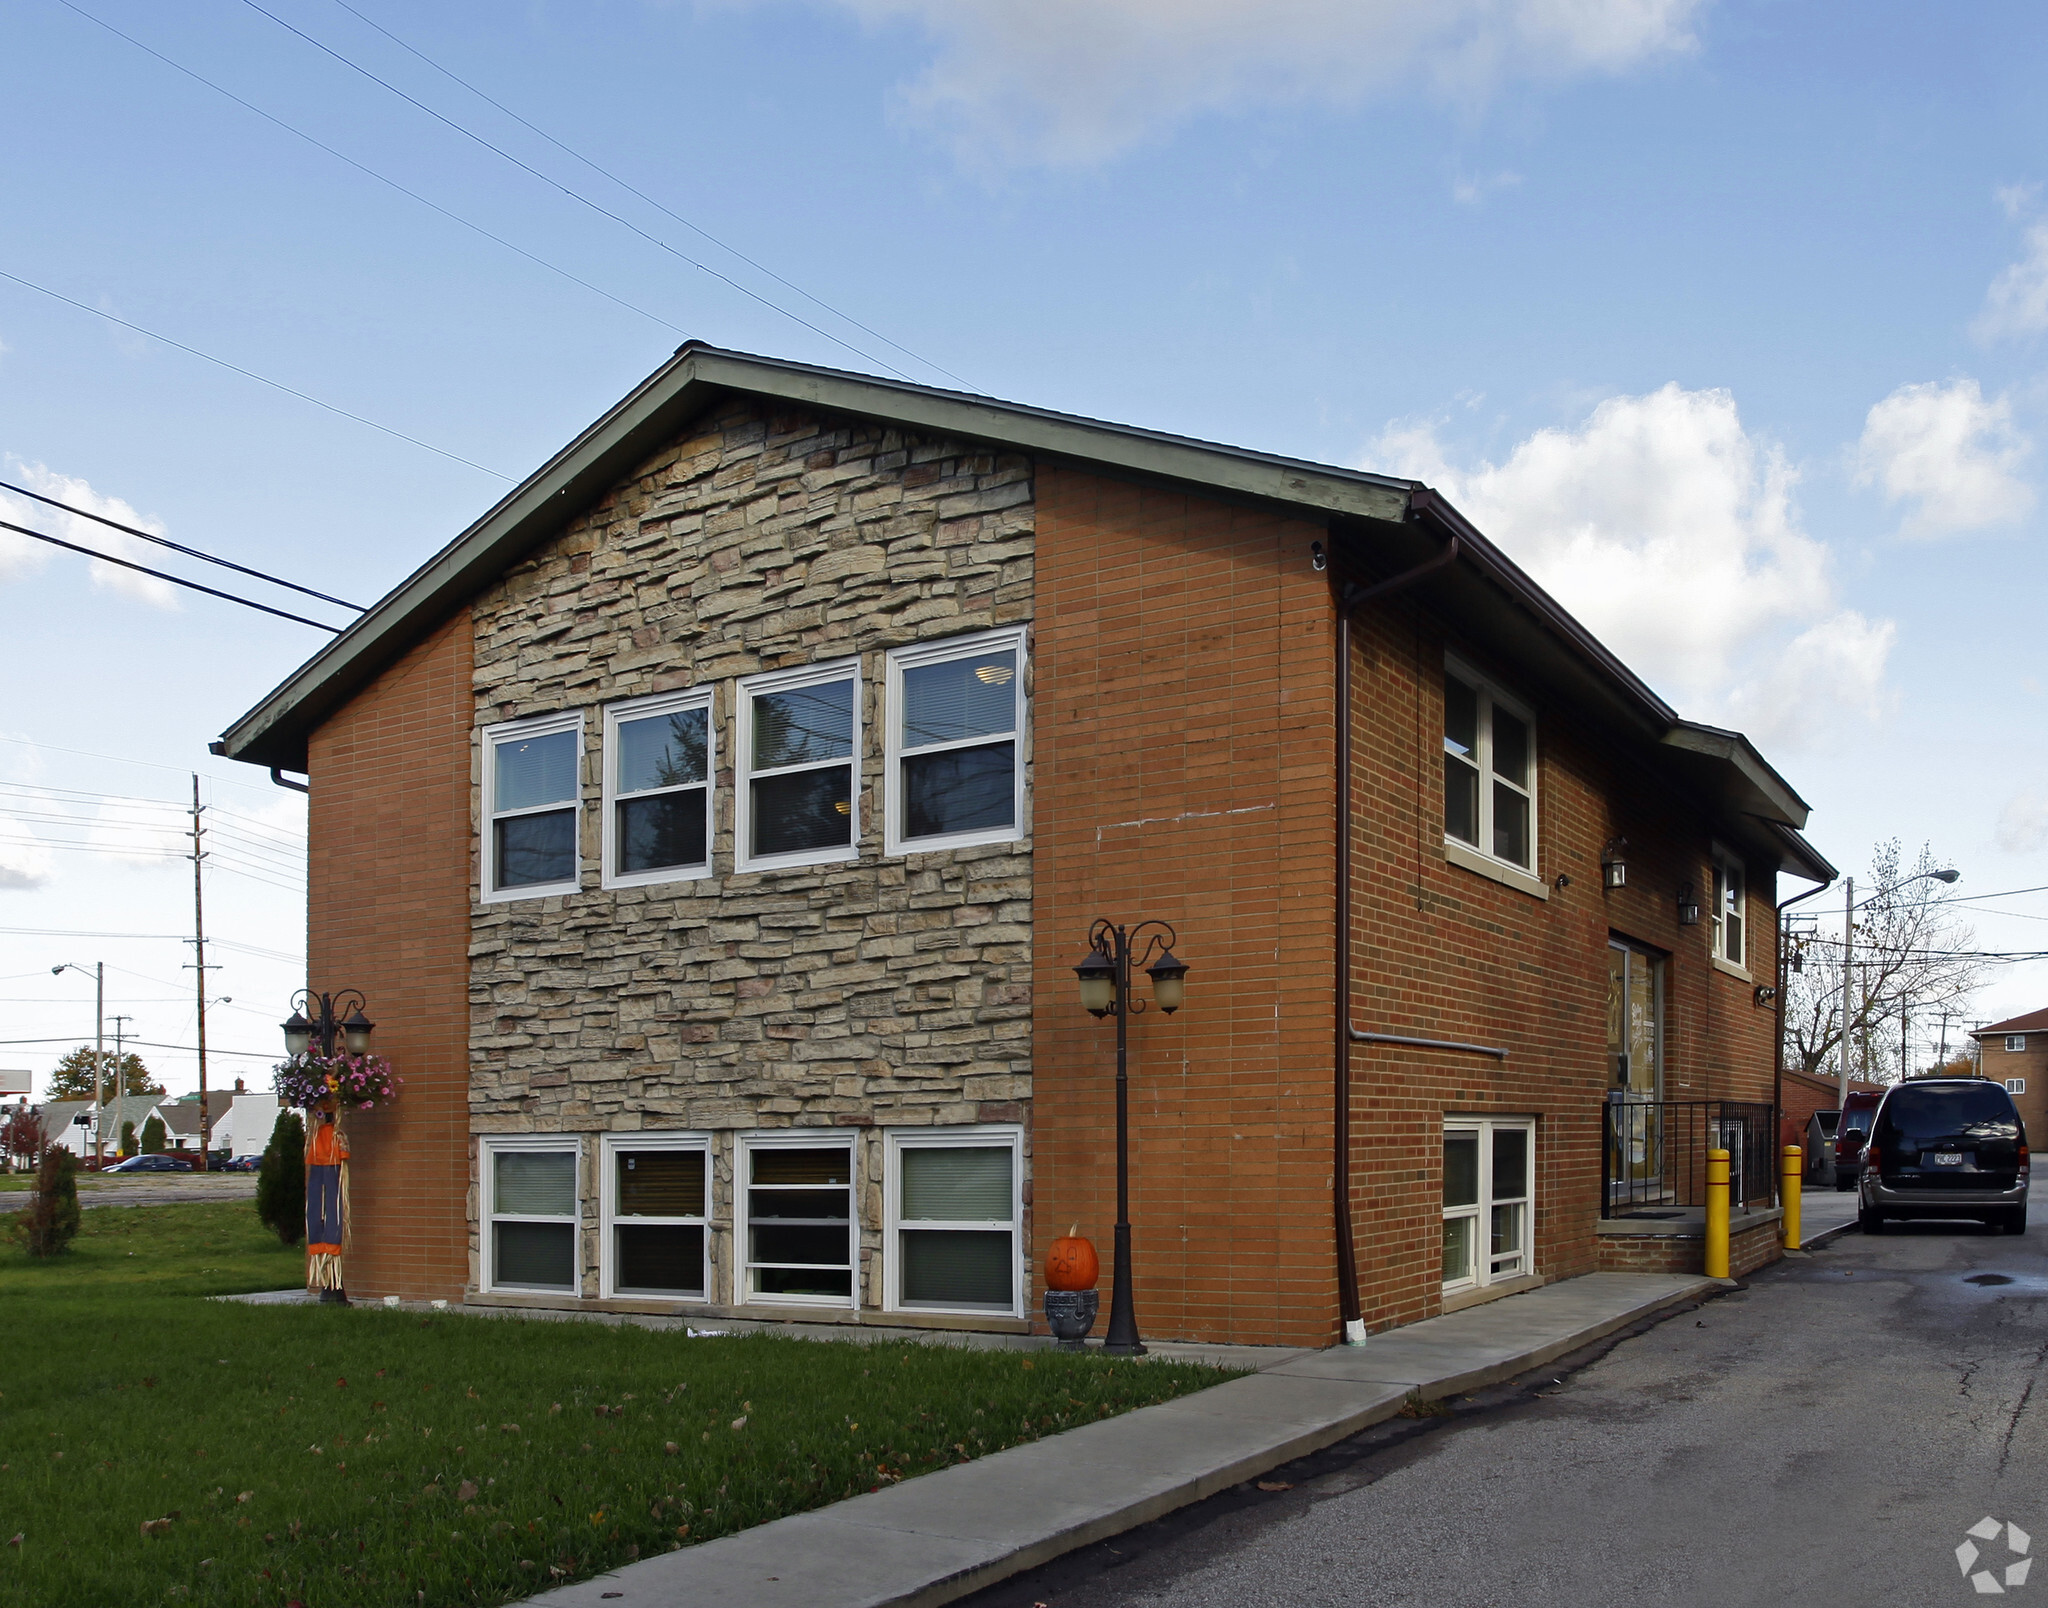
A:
[[158, 1098, 209, 1154], [208, 1088, 284, 1161], [38, 1095, 167, 1158], [1974, 1012, 2048, 1144], [214, 345, 1832, 1345]]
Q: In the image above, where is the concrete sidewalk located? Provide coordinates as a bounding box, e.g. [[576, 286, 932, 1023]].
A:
[[527, 1271, 1718, 1608], [1793, 1184, 1860, 1246]]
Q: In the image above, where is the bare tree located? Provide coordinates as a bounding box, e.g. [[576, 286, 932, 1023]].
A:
[[1783, 840, 1981, 1083]]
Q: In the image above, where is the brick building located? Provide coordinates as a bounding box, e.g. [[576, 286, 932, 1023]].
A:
[[1974, 1011, 2048, 1145], [214, 346, 1831, 1347]]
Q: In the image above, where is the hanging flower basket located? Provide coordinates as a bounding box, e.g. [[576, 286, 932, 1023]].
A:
[[274, 1053, 401, 1113]]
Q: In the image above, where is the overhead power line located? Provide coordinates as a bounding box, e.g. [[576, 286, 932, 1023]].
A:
[[326, 0, 970, 389], [0, 516, 345, 631], [0, 737, 283, 795], [0, 266, 513, 482], [238, 0, 931, 385], [56, 1, 695, 349], [0, 478, 365, 612]]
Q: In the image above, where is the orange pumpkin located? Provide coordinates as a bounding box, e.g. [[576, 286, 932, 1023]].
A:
[[1045, 1225, 1099, 1291]]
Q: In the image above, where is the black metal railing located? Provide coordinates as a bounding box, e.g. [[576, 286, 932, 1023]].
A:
[[1603, 1098, 1775, 1217]]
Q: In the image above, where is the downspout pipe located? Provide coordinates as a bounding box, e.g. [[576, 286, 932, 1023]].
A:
[[1332, 523, 1465, 1345], [1774, 874, 1838, 1183]]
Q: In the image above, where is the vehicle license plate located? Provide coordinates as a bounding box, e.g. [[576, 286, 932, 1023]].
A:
[[1931, 1151, 1964, 1166]]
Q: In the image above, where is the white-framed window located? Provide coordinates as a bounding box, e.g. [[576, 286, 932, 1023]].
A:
[[481, 712, 583, 901], [1442, 1118, 1534, 1294], [600, 1133, 710, 1300], [735, 660, 860, 871], [737, 1133, 857, 1307], [884, 628, 1026, 856], [1712, 847, 1747, 968], [2008, 1036, 2028, 1054], [601, 690, 714, 889], [481, 1135, 582, 1294], [883, 1126, 1023, 1316], [2006, 1077, 2028, 1095], [1443, 658, 1537, 873]]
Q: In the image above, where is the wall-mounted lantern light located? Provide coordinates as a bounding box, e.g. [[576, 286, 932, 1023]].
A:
[[282, 1010, 315, 1058], [1601, 838, 1628, 891], [1144, 949, 1189, 1014], [1073, 951, 1118, 1017], [1676, 884, 1702, 926]]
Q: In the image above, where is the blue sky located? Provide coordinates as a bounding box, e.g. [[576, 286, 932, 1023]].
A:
[[2, 0, 2045, 1094]]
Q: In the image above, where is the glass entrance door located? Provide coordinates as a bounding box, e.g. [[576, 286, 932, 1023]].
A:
[[1607, 940, 1666, 1203]]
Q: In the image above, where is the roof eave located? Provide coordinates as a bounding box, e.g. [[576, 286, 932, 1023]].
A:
[[215, 344, 1413, 770]]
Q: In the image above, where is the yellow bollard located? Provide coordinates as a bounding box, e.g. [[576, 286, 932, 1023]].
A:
[[1705, 1147, 1731, 1279], [1782, 1143, 1803, 1252]]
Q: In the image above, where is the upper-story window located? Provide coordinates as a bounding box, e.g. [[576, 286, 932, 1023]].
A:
[[2008, 1035, 2029, 1054], [602, 690, 713, 888], [885, 628, 1027, 855], [736, 660, 859, 871], [482, 713, 583, 901], [1712, 848, 1747, 968], [1443, 661, 1535, 873]]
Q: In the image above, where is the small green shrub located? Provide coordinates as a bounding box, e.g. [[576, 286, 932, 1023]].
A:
[[10, 1145, 81, 1255], [119, 1120, 136, 1158], [255, 1107, 306, 1246], [141, 1114, 167, 1154]]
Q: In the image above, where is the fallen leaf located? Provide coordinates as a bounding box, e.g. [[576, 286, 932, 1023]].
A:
[[236, 1491, 253, 1504], [730, 1416, 748, 1432], [1255, 1481, 1293, 1492], [139, 1518, 173, 1538], [6, 1534, 20, 1548], [664, 1442, 679, 1455], [500, 1424, 520, 1434], [456, 1481, 478, 1502]]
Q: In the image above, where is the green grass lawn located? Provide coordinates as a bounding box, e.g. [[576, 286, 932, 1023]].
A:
[[0, 1203, 1233, 1608]]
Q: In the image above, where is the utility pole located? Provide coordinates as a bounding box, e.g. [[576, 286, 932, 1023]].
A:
[[92, 964, 105, 1169], [109, 1014, 132, 1153], [187, 775, 214, 1174], [1837, 875, 1855, 1110], [1900, 1001, 1909, 1085]]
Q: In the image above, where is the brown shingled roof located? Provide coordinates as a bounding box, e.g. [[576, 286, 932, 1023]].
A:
[[1975, 1008, 2048, 1036]]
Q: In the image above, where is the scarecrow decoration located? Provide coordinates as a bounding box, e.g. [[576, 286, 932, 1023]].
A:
[[274, 1049, 399, 1304]]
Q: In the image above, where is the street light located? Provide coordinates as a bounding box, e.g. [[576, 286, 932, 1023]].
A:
[[281, 991, 375, 1060], [1069, 918, 1192, 1357], [1838, 867, 1960, 1107], [51, 961, 107, 1170]]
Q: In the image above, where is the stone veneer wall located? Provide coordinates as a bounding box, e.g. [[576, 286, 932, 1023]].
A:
[[466, 399, 1035, 1311]]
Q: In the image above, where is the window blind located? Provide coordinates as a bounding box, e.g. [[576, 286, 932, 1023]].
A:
[[495, 730, 577, 811], [495, 1150, 575, 1217], [900, 1146, 1011, 1221]]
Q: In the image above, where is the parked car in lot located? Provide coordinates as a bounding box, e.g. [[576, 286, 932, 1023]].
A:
[[219, 1155, 263, 1172], [104, 1154, 194, 1174], [1834, 1090, 1884, 1191], [1859, 1078, 2029, 1234]]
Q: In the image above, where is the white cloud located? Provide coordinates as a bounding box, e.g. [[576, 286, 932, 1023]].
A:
[[1997, 791, 2048, 855], [1854, 379, 2033, 536], [0, 819, 52, 890], [1366, 383, 1893, 746], [0, 460, 179, 609], [1977, 220, 2048, 341], [791, 0, 1707, 165], [1452, 169, 1524, 205]]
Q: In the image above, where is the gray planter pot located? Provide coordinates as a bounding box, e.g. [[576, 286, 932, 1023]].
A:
[[1043, 1287, 1100, 1348]]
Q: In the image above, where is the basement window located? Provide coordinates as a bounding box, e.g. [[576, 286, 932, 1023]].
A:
[[739, 1135, 856, 1306], [1443, 660, 1537, 875], [885, 628, 1026, 855], [736, 661, 859, 871], [482, 712, 583, 901], [1442, 1118, 1534, 1294], [484, 1139, 581, 1294], [884, 1128, 1022, 1316], [602, 1134, 709, 1300], [602, 690, 713, 888]]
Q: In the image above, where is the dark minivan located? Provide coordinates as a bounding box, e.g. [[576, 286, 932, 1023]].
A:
[[1834, 1090, 1884, 1191], [1858, 1078, 2030, 1234]]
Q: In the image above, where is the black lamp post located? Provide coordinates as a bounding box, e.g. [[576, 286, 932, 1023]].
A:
[[1071, 918, 1190, 1357], [282, 990, 375, 1059]]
